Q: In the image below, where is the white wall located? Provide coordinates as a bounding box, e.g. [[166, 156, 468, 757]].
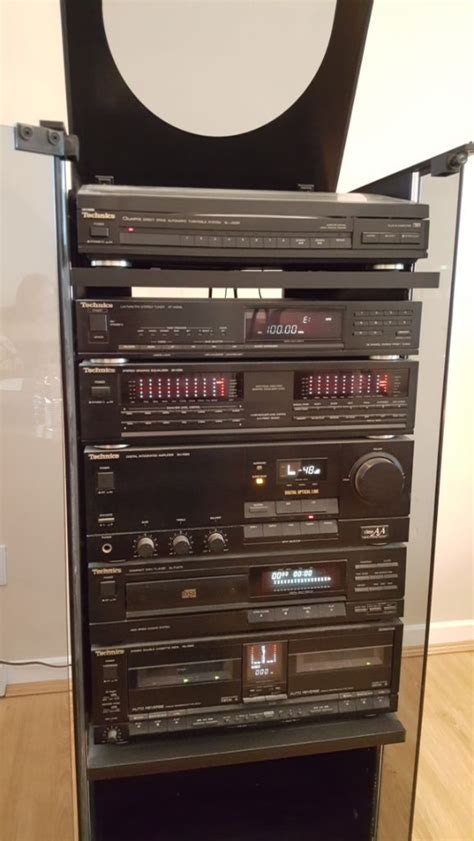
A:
[[0, 0, 472, 659]]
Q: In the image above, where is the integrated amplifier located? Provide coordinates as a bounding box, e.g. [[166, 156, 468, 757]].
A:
[[79, 359, 418, 443], [91, 620, 402, 743], [84, 439, 413, 563], [76, 185, 429, 263], [88, 546, 406, 645], [75, 299, 422, 358]]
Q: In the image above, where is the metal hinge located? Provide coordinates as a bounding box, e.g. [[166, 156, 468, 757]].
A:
[[430, 143, 473, 177], [14, 121, 79, 161]]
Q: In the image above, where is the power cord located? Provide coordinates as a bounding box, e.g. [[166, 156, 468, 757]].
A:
[[0, 659, 68, 669]]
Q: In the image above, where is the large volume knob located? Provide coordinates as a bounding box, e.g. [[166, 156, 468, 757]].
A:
[[136, 536, 155, 558], [351, 453, 405, 504], [172, 534, 192, 556], [207, 531, 226, 553]]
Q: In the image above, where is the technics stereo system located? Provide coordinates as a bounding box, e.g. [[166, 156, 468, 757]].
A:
[[71, 187, 427, 747]]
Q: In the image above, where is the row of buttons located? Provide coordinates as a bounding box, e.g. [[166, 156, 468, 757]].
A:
[[296, 400, 408, 409], [354, 309, 413, 317], [354, 319, 412, 326], [143, 234, 354, 250], [125, 694, 392, 736], [361, 231, 421, 244], [248, 603, 346, 623], [353, 602, 398, 615], [122, 419, 242, 428], [353, 330, 411, 337], [293, 414, 407, 423], [124, 408, 243, 416], [244, 499, 339, 518], [244, 520, 338, 539]]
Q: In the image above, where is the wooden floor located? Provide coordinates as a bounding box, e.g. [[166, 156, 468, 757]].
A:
[[0, 653, 472, 841]]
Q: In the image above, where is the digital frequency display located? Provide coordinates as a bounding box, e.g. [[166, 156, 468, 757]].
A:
[[258, 564, 344, 596], [295, 369, 409, 400], [246, 308, 342, 342], [277, 458, 327, 482], [245, 642, 285, 685], [124, 373, 239, 404]]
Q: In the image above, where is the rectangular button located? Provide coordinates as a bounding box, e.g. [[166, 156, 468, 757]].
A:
[[248, 608, 274, 623], [244, 501, 276, 518], [90, 225, 109, 238], [310, 236, 331, 248], [244, 524, 264, 539], [291, 237, 309, 248], [264, 237, 276, 248], [373, 696, 391, 709], [362, 232, 380, 244], [263, 523, 282, 538], [401, 232, 421, 243], [281, 522, 301, 537], [356, 697, 374, 712], [276, 500, 302, 515], [330, 237, 351, 248], [277, 237, 291, 248], [100, 580, 117, 597], [301, 499, 339, 514], [379, 232, 400, 244], [180, 235, 194, 247], [103, 664, 118, 681], [209, 236, 222, 247], [90, 385, 111, 399], [128, 721, 149, 737], [195, 235, 209, 247], [300, 520, 320, 536], [236, 236, 250, 248], [250, 237, 264, 248], [339, 699, 357, 713], [149, 718, 168, 733], [319, 520, 338, 535], [223, 236, 237, 247], [97, 472, 114, 491], [89, 313, 108, 331], [318, 603, 346, 618]]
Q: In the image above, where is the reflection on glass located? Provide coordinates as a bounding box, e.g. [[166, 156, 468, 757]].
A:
[[133, 659, 236, 689]]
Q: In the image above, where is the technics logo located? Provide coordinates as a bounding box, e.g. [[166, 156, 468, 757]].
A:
[[360, 525, 389, 540], [94, 649, 124, 657], [82, 211, 116, 220], [83, 368, 116, 374], [92, 568, 122, 575], [89, 453, 120, 460], [80, 302, 114, 309]]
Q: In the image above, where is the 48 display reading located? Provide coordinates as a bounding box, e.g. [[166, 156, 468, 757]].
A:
[[125, 373, 237, 404]]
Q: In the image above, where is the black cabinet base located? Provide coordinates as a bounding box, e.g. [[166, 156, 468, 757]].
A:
[[93, 748, 381, 841]]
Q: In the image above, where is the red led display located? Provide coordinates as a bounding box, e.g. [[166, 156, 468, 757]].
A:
[[125, 374, 234, 403]]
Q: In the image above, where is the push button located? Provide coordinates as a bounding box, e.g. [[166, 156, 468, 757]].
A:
[[263, 523, 282, 538], [244, 501, 276, 518], [300, 520, 320, 536], [244, 524, 264, 539], [91, 385, 111, 400], [276, 500, 301, 515], [99, 580, 117, 598], [319, 520, 338, 535], [90, 225, 109, 238], [88, 313, 108, 332], [281, 522, 301, 537], [97, 471, 114, 491], [103, 663, 118, 681]]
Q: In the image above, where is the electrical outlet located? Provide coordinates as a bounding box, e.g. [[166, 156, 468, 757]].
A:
[[0, 545, 7, 586]]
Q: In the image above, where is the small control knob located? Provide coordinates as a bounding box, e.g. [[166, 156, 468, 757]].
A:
[[172, 534, 192, 556], [351, 453, 405, 504], [106, 728, 118, 744], [207, 531, 226, 553], [136, 536, 155, 558]]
